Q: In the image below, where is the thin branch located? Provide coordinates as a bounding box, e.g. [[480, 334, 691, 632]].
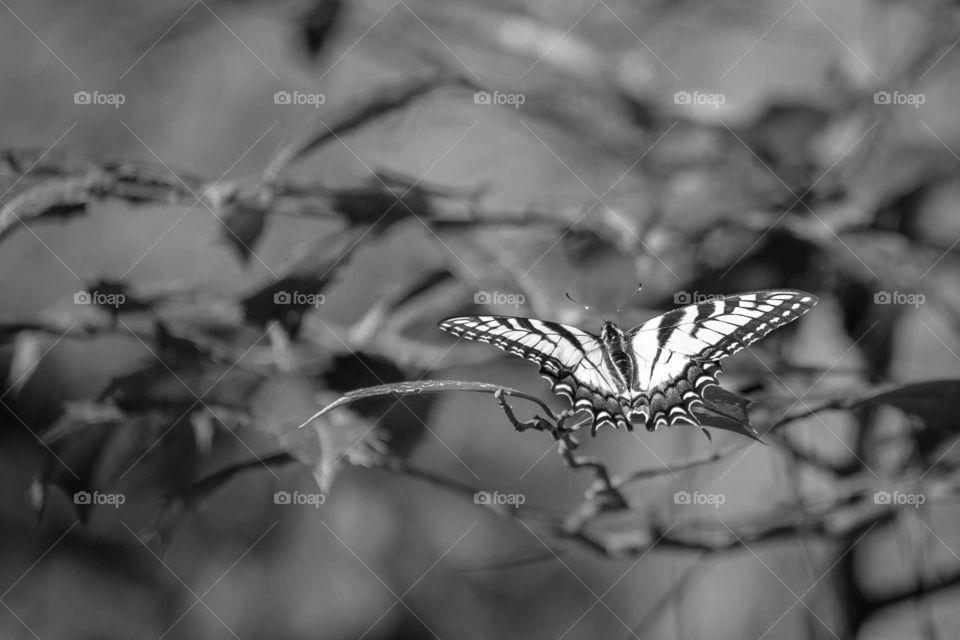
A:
[[611, 442, 748, 489], [393, 463, 563, 521], [495, 389, 628, 526], [261, 73, 474, 192], [864, 564, 960, 614], [458, 550, 566, 573]]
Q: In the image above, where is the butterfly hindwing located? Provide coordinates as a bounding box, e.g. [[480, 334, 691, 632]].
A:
[[438, 316, 632, 431], [629, 356, 722, 429]]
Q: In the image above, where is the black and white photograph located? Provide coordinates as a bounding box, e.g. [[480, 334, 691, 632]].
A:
[[1, 1, 960, 638]]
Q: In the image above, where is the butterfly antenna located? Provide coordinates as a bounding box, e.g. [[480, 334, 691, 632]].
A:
[[565, 292, 607, 323], [615, 283, 644, 317]]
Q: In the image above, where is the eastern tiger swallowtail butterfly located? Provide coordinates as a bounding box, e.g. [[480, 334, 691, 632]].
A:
[[439, 290, 817, 434]]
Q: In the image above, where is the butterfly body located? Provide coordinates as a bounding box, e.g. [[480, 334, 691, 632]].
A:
[[599, 322, 634, 391], [439, 290, 817, 434]]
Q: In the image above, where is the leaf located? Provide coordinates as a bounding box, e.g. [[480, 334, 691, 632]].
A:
[[6, 331, 48, 396], [41, 400, 126, 445], [34, 422, 114, 524], [97, 160, 202, 203], [204, 183, 270, 263], [299, 0, 346, 59], [313, 353, 434, 488], [262, 74, 470, 189], [851, 380, 960, 417], [189, 407, 217, 455], [257, 352, 440, 494], [0, 176, 90, 243], [692, 385, 762, 442], [146, 452, 295, 553], [850, 380, 960, 459], [428, 225, 571, 318], [329, 173, 434, 228], [240, 226, 365, 337], [80, 278, 155, 315], [298, 379, 551, 427], [833, 275, 901, 380], [97, 322, 255, 411], [311, 408, 373, 493], [35, 409, 174, 523], [223, 205, 267, 263], [348, 268, 454, 344]]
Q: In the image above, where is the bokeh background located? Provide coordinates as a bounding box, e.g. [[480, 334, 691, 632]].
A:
[[2, 1, 960, 638]]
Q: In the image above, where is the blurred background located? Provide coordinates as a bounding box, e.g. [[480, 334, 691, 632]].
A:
[[2, 0, 960, 638]]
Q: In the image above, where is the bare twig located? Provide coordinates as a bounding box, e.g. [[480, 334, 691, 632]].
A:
[[262, 73, 473, 194], [611, 443, 748, 489], [494, 389, 629, 533]]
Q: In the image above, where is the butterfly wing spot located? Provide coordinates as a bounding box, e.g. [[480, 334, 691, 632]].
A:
[[565, 378, 633, 433]]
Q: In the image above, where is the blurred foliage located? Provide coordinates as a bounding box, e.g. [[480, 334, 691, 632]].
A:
[[3, 0, 960, 638]]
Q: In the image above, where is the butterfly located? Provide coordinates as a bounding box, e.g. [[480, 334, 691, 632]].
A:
[[439, 290, 817, 434]]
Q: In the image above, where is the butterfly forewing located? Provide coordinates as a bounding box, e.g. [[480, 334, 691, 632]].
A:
[[438, 316, 633, 430], [628, 290, 818, 361]]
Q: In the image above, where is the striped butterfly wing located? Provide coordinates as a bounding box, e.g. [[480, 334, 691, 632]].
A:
[[438, 316, 633, 430], [626, 290, 818, 428]]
